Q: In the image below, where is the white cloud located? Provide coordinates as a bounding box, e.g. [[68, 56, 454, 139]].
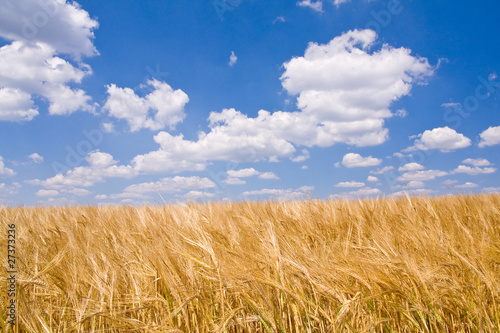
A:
[[291, 149, 310, 162], [398, 170, 448, 181], [0, 182, 21, 197], [64, 188, 91, 196], [349, 187, 381, 197], [0, 0, 99, 58], [28, 153, 43, 163], [331, 186, 381, 200], [226, 168, 278, 181], [456, 182, 478, 189], [462, 158, 491, 167], [227, 168, 260, 178], [404, 127, 471, 152], [259, 172, 279, 180], [281, 29, 433, 147], [36, 189, 58, 197], [229, 51, 237, 67], [392, 189, 435, 197], [370, 166, 394, 174], [442, 180, 458, 187], [223, 177, 246, 185], [0, 87, 38, 121], [333, 0, 351, 7], [123, 176, 215, 194], [103, 79, 188, 132], [398, 163, 424, 172], [273, 16, 286, 24], [395, 109, 408, 118], [297, 0, 323, 12], [452, 165, 496, 176], [367, 176, 379, 182], [242, 186, 313, 201], [0, 41, 95, 118], [27, 150, 136, 190], [478, 126, 500, 148], [483, 187, 500, 194], [342, 153, 382, 168], [335, 181, 365, 188], [397, 180, 425, 189], [182, 191, 215, 200], [0, 156, 15, 178]]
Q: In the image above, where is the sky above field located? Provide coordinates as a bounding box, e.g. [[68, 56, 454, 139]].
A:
[[1, 0, 500, 205]]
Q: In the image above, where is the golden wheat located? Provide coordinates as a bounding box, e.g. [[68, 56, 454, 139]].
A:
[[1, 194, 500, 332]]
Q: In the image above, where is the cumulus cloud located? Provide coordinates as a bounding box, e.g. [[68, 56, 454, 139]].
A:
[[370, 166, 394, 174], [398, 163, 424, 172], [281, 29, 434, 147], [398, 169, 448, 181], [227, 168, 260, 178], [0, 0, 99, 58], [392, 189, 435, 197], [223, 177, 246, 185], [103, 79, 189, 132], [0, 0, 99, 121], [367, 176, 379, 182], [452, 165, 496, 176], [462, 158, 491, 167], [456, 182, 478, 189], [297, 0, 323, 12], [341, 153, 382, 168], [335, 181, 365, 188], [396, 180, 425, 189], [123, 176, 215, 194], [404, 127, 471, 152], [478, 126, 500, 147], [36, 189, 58, 197], [0, 42, 95, 119], [0, 156, 15, 178], [27, 150, 136, 190], [242, 186, 314, 201], [291, 149, 310, 162], [0, 182, 21, 197], [333, 0, 351, 7], [182, 191, 215, 200], [28, 153, 43, 163], [228, 51, 237, 67]]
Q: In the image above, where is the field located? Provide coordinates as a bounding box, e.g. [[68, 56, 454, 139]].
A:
[[1, 194, 500, 332]]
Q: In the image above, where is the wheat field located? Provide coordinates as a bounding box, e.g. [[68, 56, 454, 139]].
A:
[[1, 194, 500, 332]]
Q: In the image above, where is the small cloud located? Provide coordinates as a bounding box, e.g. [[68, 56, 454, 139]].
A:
[[223, 177, 246, 185], [456, 182, 478, 189], [227, 168, 260, 178], [370, 166, 394, 175], [452, 165, 496, 176], [273, 16, 286, 24], [335, 181, 365, 188], [398, 163, 425, 172], [36, 189, 59, 197], [489, 72, 498, 81], [28, 153, 44, 164], [478, 126, 500, 148], [301, 165, 308, 170], [333, 0, 351, 7], [0, 156, 15, 178], [258, 172, 279, 180], [462, 158, 491, 167], [229, 51, 237, 67], [395, 109, 408, 118], [441, 102, 461, 108], [341, 153, 382, 168], [297, 0, 323, 12], [291, 149, 309, 162], [367, 176, 379, 182], [102, 122, 115, 133], [404, 127, 471, 153]]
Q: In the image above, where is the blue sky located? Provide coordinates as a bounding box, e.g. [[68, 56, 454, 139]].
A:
[[1, 0, 500, 205]]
